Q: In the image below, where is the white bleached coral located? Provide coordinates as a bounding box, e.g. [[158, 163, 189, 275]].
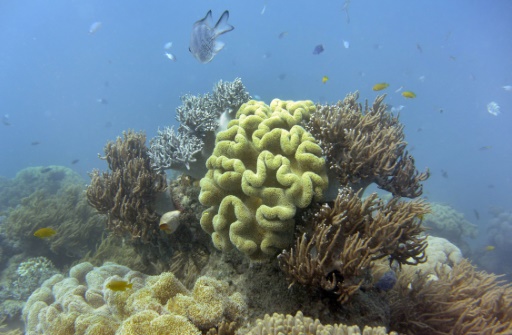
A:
[[148, 78, 251, 178], [404, 235, 462, 278], [22, 262, 247, 335]]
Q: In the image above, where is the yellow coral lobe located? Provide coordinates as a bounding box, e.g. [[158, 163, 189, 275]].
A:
[[106, 280, 133, 291], [402, 91, 416, 98], [33, 227, 57, 238], [199, 99, 328, 260], [372, 82, 389, 91]]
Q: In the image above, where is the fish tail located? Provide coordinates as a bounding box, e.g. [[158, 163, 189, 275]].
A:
[[127, 283, 133, 289], [214, 10, 234, 35]]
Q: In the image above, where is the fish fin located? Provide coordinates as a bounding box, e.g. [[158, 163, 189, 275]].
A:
[[205, 10, 213, 25], [213, 40, 225, 54], [214, 10, 234, 36]]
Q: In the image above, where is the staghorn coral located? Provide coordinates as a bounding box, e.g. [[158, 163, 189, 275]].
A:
[[199, 99, 328, 261], [87, 130, 167, 244], [149, 78, 251, 178], [278, 188, 428, 303], [2, 183, 105, 266], [389, 259, 512, 334], [22, 262, 247, 335], [239, 311, 396, 335], [305, 92, 429, 198]]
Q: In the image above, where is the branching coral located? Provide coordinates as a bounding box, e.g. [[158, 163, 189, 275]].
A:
[[278, 188, 428, 303], [305, 92, 429, 198], [389, 259, 512, 334], [149, 78, 251, 177], [87, 130, 167, 244], [199, 99, 328, 261]]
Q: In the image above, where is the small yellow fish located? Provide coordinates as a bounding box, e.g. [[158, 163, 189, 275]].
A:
[[322, 76, 329, 84], [402, 91, 417, 99], [106, 280, 133, 291], [33, 227, 57, 238], [372, 82, 389, 91], [485, 245, 495, 252]]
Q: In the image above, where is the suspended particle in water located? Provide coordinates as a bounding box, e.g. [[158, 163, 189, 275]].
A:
[[487, 101, 500, 116]]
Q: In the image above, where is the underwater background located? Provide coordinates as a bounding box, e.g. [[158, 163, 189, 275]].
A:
[[1, 0, 512, 334]]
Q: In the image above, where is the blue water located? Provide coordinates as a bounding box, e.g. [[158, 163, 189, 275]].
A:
[[1, 1, 511, 244]]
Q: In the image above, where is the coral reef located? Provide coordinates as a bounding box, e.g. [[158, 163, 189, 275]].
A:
[[412, 235, 462, 276], [423, 202, 477, 252], [477, 208, 512, 278], [0, 166, 83, 212], [199, 99, 328, 260], [239, 311, 396, 335], [487, 209, 512, 253], [22, 262, 247, 335], [278, 188, 428, 303], [87, 130, 167, 245], [305, 92, 429, 198], [80, 235, 147, 273], [1, 183, 105, 266], [149, 78, 251, 178], [388, 259, 512, 334], [0, 257, 59, 322]]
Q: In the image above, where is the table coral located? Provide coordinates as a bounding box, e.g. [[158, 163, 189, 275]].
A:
[[22, 262, 247, 335], [199, 99, 328, 260]]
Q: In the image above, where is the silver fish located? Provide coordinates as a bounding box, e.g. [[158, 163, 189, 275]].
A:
[[189, 10, 234, 63]]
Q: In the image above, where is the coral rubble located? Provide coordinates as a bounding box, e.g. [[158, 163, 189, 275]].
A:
[[199, 99, 328, 261]]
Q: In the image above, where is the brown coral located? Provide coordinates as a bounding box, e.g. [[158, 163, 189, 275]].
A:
[[278, 188, 428, 303], [305, 92, 429, 198], [389, 259, 512, 335], [86, 130, 167, 244]]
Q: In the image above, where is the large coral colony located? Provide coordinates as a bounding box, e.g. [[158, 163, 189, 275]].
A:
[[14, 78, 512, 334]]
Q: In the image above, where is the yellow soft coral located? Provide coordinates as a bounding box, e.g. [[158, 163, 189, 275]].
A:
[[167, 276, 247, 331], [199, 99, 328, 260], [22, 262, 246, 335]]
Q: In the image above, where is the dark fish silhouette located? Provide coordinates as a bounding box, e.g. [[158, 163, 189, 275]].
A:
[[313, 44, 324, 55], [2, 114, 10, 126], [473, 209, 480, 220], [441, 170, 448, 178], [189, 10, 234, 63], [41, 167, 52, 173], [31, 141, 41, 146], [71, 159, 80, 165], [278, 31, 288, 39]]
